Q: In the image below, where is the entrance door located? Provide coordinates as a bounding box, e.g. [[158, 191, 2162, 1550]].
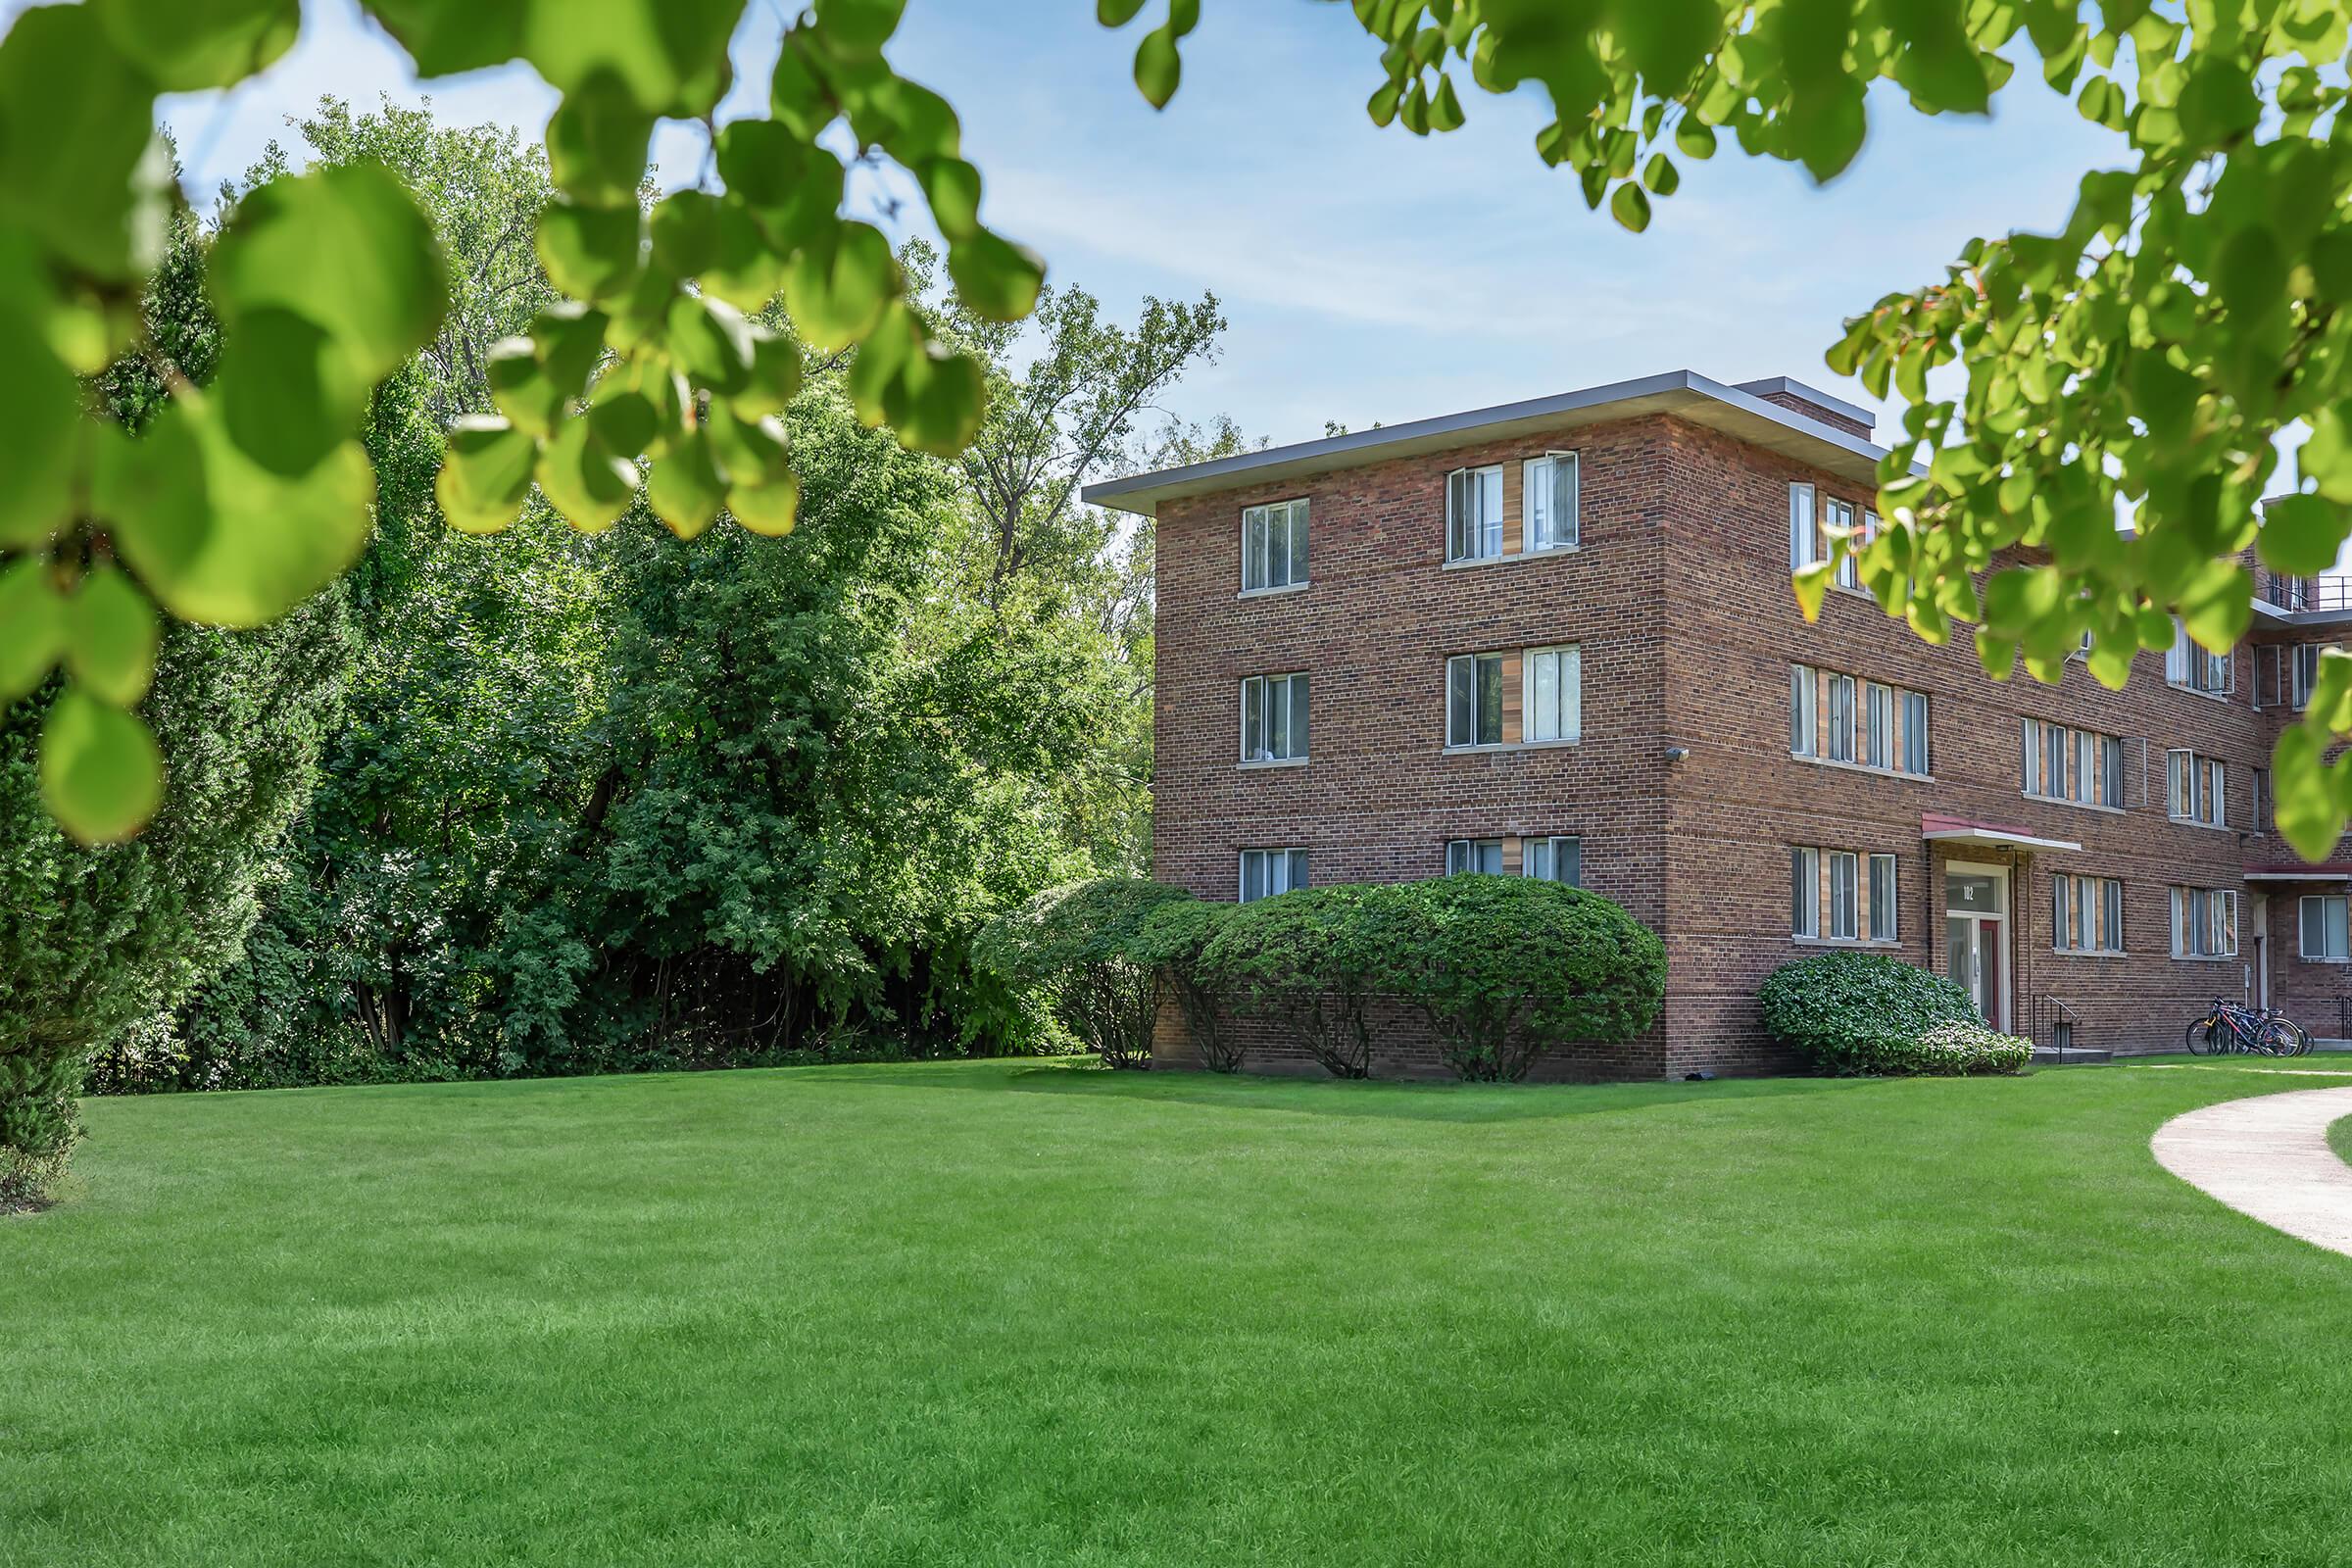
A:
[[1944, 863, 2009, 1029]]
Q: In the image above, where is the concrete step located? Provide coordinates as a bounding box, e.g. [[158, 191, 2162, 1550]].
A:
[[2032, 1045, 2115, 1064]]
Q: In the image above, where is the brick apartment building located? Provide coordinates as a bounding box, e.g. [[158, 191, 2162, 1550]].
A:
[[1083, 369, 2352, 1080]]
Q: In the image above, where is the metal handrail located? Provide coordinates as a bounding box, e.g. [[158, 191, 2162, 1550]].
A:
[[2263, 570, 2352, 612], [2030, 993, 2082, 1060]]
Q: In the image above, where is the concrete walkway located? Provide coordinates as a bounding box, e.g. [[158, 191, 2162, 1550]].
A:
[[2150, 1085, 2352, 1258]]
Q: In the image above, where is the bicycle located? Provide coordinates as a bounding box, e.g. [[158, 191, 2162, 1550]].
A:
[[2185, 998, 2311, 1056]]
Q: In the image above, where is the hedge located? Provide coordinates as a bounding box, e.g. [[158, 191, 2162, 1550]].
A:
[[1128, 899, 1243, 1071], [1197, 885, 1386, 1077], [1756, 952, 2024, 1076], [975, 878, 1196, 1068]]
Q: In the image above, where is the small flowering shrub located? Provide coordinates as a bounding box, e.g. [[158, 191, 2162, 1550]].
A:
[[976, 878, 1196, 1069], [1757, 952, 2023, 1076]]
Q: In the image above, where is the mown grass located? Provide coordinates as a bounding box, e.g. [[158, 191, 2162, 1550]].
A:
[[6, 1055, 2351, 1567]]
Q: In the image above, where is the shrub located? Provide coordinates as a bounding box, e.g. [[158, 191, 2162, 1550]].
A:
[[1128, 900, 1243, 1071], [1374, 876, 1667, 1081], [1756, 953, 2002, 1076], [1909, 1020, 2034, 1075], [975, 878, 1196, 1068], [1198, 886, 1396, 1078]]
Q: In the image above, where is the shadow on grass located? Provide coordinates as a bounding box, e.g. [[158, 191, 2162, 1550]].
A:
[[793, 1058, 1870, 1124]]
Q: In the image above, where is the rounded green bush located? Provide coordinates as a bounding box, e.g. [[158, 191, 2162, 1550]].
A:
[[1374, 875, 1667, 1081], [1756, 952, 2015, 1076], [975, 877, 1195, 1068], [1197, 885, 1386, 1077], [1127, 899, 1243, 1071]]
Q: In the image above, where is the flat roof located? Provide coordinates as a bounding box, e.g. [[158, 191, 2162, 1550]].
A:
[[1079, 368, 1906, 517]]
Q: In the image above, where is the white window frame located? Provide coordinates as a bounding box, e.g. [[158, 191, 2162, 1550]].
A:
[[2302, 895, 2352, 960], [1522, 644, 1582, 745], [1446, 465, 1505, 564], [1524, 836, 1582, 887], [1825, 496, 1859, 589], [1446, 838, 1504, 875], [2293, 644, 2323, 710], [2170, 886, 2239, 958], [1863, 680, 1894, 769], [2167, 749, 2226, 827], [1446, 653, 1504, 748], [1789, 664, 1817, 758], [1827, 851, 1860, 941], [1790, 847, 1820, 938], [1826, 673, 1857, 762], [2166, 621, 2232, 696], [1868, 853, 1897, 942], [1788, 482, 1821, 571], [1238, 848, 1309, 904], [2053, 874, 2125, 955], [1523, 452, 1580, 553], [1239, 672, 1308, 764], [1900, 689, 1930, 775], [1240, 498, 1308, 593]]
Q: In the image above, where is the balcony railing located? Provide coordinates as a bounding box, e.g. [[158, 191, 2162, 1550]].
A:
[[2262, 570, 2352, 612]]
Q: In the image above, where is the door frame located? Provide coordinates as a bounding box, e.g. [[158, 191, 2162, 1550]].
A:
[[2250, 892, 2270, 1009], [1944, 859, 2011, 1032]]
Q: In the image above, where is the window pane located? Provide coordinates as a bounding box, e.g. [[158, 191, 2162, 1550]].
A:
[[1265, 507, 1288, 586], [1553, 454, 1578, 549], [2103, 880, 2122, 950], [1244, 511, 1266, 589], [1286, 850, 1308, 893], [1791, 849, 1817, 937], [1531, 651, 1559, 742], [1481, 840, 1503, 874], [1788, 484, 1816, 569], [1481, 469, 1503, 557], [1870, 855, 1895, 940], [1903, 692, 1929, 773], [2304, 897, 2324, 957], [1241, 853, 1264, 903], [1791, 666, 1815, 756], [1831, 853, 1858, 939], [1287, 502, 1307, 584], [1556, 838, 1582, 888], [1288, 674, 1307, 759], [1477, 655, 1503, 745], [1447, 840, 1468, 875], [1525, 839, 1550, 881], [1242, 678, 1263, 760], [2053, 876, 2069, 950], [1525, 458, 1550, 547], [2022, 719, 2037, 795], [1447, 657, 1472, 747], [2330, 898, 2348, 959]]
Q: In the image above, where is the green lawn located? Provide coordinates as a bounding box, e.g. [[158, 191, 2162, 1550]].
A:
[[7, 1057, 2352, 1567]]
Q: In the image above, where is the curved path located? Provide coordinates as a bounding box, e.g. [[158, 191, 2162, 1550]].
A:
[[2150, 1085, 2352, 1258]]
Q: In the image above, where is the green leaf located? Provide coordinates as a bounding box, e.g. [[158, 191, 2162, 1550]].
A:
[[888, 343, 987, 459], [1134, 26, 1182, 109], [518, 0, 737, 117], [487, 338, 566, 436], [92, 0, 299, 91], [214, 306, 366, 476], [64, 564, 159, 708], [948, 230, 1047, 322], [2273, 723, 2340, 861], [1609, 182, 1651, 233], [0, 5, 169, 279], [586, 387, 659, 458], [0, 555, 65, 704], [665, 294, 755, 395], [0, 273, 86, 550], [650, 189, 720, 276], [2259, 494, 2350, 576], [96, 390, 375, 628], [1791, 561, 1833, 620], [728, 471, 802, 538], [210, 163, 450, 382], [535, 198, 644, 302], [39, 686, 164, 846], [702, 201, 791, 313], [647, 427, 727, 541], [815, 0, 907, 57], [920, 158, 984, 244], [435, 416, 538, 535], [2178, 561, 2252, 656], [1098, 0, 1148, 24], [534, 416, 639, 533], [546, 67, 655, 205], [1673, 117, 1717, 160], [783, 221, 899, 351], [729, 330, 806, 418]]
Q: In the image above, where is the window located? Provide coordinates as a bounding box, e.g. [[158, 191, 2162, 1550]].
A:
[[1524, 453, 1579, 551], [1240, 673, 1308, 762], [1868, 854, 1897, 942], [1524, 645, 1581, 743], [2166, 750, 2226, 827], [1446, 838, 1503, 875], [1788, 483, 1821, 571], [1827, 851, 1859, 940], [2293, 644, 2322, 709], [1825, 497, 1858, 589], [1901, 690, 1930, 775], [2024, 720, 2123, 807], [2053, 874, 2125, 954], [1790, 848, 1819, 938], [1239, 848, 1308, 903], [2170, 887, 2239, 957], [1446, 465, 1505, 562], [1525, 836, 1582, 887], [1446, 654, 1504, 747], [2253, 766, 2270, 835], [1789, 664, 1817, 757], [1240, 498, 1308, 592], [2301, 895, 2350, 960], [2166, 621, 2231, 695], [1863, 681, 1894, 769], [1826, 673, 1857, 762]]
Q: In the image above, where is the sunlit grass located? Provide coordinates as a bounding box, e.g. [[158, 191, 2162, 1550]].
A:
[[5, 1056, 2349, 1566]]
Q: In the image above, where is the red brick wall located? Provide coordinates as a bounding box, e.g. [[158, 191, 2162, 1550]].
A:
[[1150, 407, 2349, 1079]]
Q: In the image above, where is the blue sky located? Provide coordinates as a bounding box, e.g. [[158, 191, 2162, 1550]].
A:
[[129, 0, 2130, 454]]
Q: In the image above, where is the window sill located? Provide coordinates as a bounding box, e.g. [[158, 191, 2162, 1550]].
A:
[[2170, 953, 2239, 963], [1237, 582, 1309, 601], [2297, 955, 2352, 965], [1444, 738, 1581, 756], [1791, 936, 1900, 950], [1791, 753, 1934, 784], [2022, 792, 2126, 815], [2052, 948, 2130, 959], [1237, 758, 1307, 771], [2167, 816, 2232, 832], [1442, 544, 1581, 570], [2166, 682, 2236, 703]]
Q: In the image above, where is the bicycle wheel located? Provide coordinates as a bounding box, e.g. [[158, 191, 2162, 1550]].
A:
[[2186, 1017, 2220, 1055], [2270, 1017, 2314, 1057]]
